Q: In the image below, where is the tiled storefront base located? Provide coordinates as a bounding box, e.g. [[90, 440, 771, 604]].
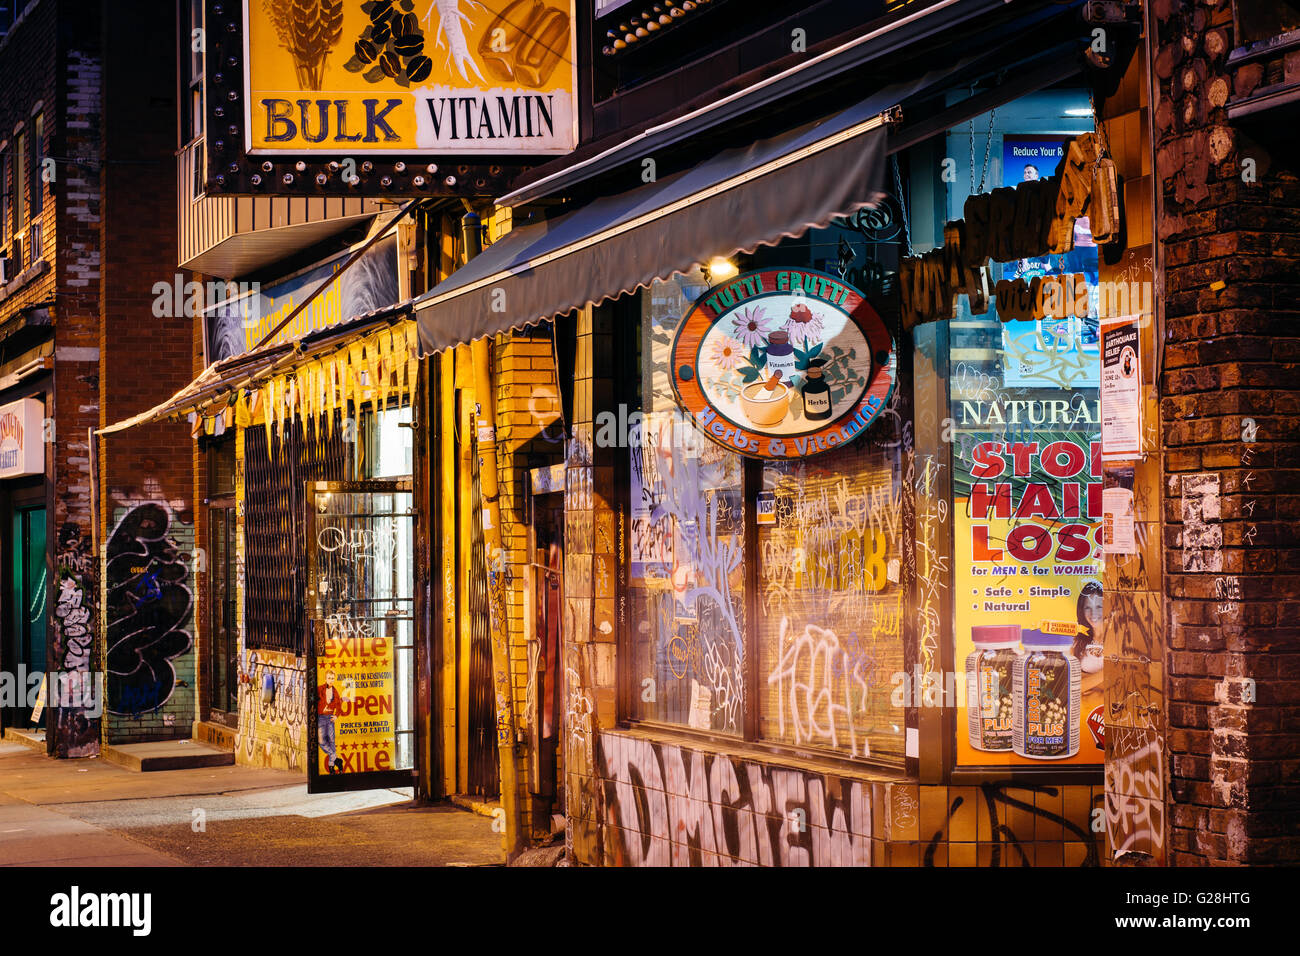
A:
[[588, 730, 1104, 866], [233, 649, 307, 771]]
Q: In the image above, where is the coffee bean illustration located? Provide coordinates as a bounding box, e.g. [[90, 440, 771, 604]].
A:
[[393, 33, 423, 57], [406, 54, 432, 82]]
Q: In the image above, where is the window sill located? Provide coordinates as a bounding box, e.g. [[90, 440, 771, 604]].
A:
[[609, 721, 912, 783], [0, 257, 48, 303]]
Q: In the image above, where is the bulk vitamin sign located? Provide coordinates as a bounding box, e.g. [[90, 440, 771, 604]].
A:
[[670, 269, 895, 460], [244, 0, 577, 155]]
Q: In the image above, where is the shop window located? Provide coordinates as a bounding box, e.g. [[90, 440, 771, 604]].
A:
[[206, 435, 236, 497], [910, 88, 1107, 771], [1233, 0, 1300, 46], [243, 411, 348, 652], [756, 443, 906, 762], [625, 253, 907, 764], [361, 403, 413, 479], [628, 274, 747, 736]]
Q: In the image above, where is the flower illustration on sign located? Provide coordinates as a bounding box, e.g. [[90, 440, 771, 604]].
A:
[[708, 336, 745, 372], [785, 301, 824, 346], [731, 305, 770, 348]]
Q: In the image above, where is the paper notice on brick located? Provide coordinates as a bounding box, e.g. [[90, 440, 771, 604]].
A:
[[1100, 315, 1142, 459]]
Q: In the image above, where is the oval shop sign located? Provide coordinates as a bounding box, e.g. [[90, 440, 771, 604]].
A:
[[670, 268, 895, 459]]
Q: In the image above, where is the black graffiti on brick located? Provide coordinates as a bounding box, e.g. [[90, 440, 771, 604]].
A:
[[105, 504, 193, 716]]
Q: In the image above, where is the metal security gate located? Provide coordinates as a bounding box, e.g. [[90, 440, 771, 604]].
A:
[[306, 480, 416, 793]]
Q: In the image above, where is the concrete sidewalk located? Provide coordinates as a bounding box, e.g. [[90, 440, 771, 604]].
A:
[[0, 743, 505, 867]]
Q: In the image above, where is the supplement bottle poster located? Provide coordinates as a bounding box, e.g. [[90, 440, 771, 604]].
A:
[[953, 431, 1105, 767], [315, 625, 397, 776]]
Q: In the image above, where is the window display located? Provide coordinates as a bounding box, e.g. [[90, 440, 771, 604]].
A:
[[939, 92, 1106, 768]]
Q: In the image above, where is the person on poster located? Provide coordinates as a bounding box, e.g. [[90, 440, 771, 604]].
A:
[[1013, 159, 1052, 282], [1074, 580, 1105, 673], [318, 668, 344, 774]]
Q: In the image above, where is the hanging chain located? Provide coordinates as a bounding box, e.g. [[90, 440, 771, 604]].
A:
[[969, 114, 976, 197], [969, 95, 997, 195], [892, 154, 912, 257], [978, 106, 996, 194]]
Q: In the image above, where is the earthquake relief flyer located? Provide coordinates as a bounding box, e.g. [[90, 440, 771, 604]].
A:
[[952, 396, 1105, 767], [315, 623, 397, 775]]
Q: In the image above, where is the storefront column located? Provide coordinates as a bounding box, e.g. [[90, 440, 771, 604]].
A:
[[470, 334, 523, 855], [563, 303, 617, 865], [1151, 0, 1300, 866], [1095, 36, 1167, 865]]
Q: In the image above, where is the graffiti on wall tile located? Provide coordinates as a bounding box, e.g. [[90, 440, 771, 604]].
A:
[[236, 649, 306, 770], [104, 503, 194, 716], [922, 783, 1102, 867], [1105, 724, 1165, 860], [598, 733, 872, 867]]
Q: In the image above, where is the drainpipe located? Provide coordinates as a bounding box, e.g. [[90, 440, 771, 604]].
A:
[[463, 203, 523, 859]]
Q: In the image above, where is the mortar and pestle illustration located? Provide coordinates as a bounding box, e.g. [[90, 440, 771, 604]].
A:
[[740, 372, 791, 427]]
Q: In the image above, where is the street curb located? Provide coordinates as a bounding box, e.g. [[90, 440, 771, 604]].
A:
[[2, 727, 47, 754], [448, 793, 501, 818]]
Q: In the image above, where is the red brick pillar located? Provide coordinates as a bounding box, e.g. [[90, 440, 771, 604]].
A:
[[1154, 0, 1300, 864]]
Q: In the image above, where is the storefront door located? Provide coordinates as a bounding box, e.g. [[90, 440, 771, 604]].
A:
[[8, 503, 47, 728], [528, 487, 564, 817], [305, 479, 417, 793], [207, 501, 239, 722]]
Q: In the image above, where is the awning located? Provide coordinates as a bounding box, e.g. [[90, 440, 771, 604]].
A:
[[415, 86, 913, 355], [97, 305, 410, 435], [99, 205, 418, 436], [497, 0, 1011, 209]]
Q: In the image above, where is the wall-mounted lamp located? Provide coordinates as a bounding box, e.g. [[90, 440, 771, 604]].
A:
[[705, 257, 738, 282]]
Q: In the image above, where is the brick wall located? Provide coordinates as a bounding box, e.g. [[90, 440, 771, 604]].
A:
[[22, 0, 103, 758], [1153, 0, 1300, 864], [97, 0, 194, 743], [491, 330, 564, 839]]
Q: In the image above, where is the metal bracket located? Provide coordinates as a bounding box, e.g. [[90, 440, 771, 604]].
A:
[[1082, 1, 1142, 24]]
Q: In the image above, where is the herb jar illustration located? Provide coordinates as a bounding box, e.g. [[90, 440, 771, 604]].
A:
[[1012, 630, 1081, 759], [965, 625, 1021, 751], [765, 329, 797, 384], [800, 360, 832, 421]]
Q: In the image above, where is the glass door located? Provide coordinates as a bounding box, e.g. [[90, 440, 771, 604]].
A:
[[208, 501, 239, 720], [305, 480, 416, 793], [10, 505, 47, 726]]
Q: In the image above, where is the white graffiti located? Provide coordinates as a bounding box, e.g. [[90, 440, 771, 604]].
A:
[[767, 619, 871, 757], [317, 520, 398, 562], [1105, 726, 1166, 858], [54, 576, 92, 671], [600, 733, 872, 867]]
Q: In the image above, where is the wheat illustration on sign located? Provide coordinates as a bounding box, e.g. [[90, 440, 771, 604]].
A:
[[265, 0, 346, 90]]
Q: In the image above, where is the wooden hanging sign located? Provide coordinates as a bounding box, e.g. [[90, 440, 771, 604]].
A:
[[670, 268, 895, 460]]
